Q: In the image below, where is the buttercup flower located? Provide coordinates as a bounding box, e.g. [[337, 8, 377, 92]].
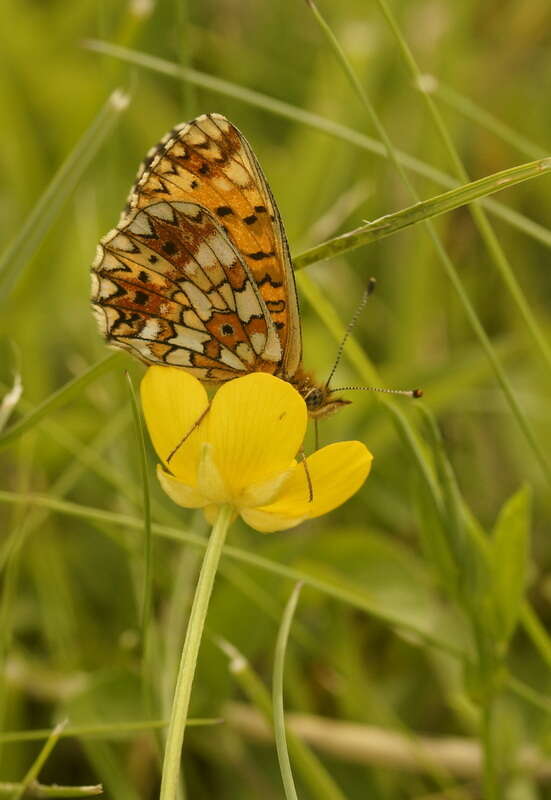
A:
[[140, 366, 372, 532]]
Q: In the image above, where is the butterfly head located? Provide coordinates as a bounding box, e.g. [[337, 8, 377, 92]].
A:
[[292, 372, 351, 419]]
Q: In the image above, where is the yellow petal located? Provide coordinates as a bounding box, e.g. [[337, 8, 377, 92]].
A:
[[206, 373, 307, 499], [196, 443, 231, 504], [240, 506, 307, 533], [140, 366, 209, 484], [256, 441, 373, 523], [157, 465, 208, 508]]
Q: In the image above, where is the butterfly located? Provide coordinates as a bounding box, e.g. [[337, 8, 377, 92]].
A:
[[91, 112, 349, 417]]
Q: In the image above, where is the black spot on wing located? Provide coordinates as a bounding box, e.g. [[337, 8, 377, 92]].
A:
[[257, 273, 283, 288]]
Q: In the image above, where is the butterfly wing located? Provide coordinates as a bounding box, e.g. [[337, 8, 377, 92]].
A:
[[91, 199, 282, 381], [124, 113, 302, 379]]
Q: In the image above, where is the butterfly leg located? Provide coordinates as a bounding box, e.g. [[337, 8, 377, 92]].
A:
[[297, 449, 314, 503], [167, 405, 211, 465]]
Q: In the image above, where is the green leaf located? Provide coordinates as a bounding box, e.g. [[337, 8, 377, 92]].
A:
[[491, 486, 531, 648]]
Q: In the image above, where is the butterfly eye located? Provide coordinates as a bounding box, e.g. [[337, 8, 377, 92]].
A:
[[305, 388, 324, 410]]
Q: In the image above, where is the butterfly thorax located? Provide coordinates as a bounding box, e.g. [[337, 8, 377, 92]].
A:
[[290, 368, 350, 419]]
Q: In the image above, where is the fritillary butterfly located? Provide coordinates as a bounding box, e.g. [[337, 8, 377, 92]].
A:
[[91, 112, 348, 417]]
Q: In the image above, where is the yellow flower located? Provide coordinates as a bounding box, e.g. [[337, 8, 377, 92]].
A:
[[140, 366, 372, 533]]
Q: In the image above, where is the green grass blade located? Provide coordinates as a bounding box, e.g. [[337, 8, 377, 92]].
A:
[[81, 39, 551, 249], [520, 604, 551, 670], [491, 487, 531, 647], [305, 0, 551, 487], [428, 78, 547, 161], [217, 638, 347, 800], [0, 718, 220, 745], [125, 373, 153, 652], [12, 720, 68, 800], [0, 353, 124, 452], [294, 157, 551, 269], [0, 491, 466, 658], [273, 583, 302, 800], [0, 90, 129, 303], [374, 0, 551, 375], [0, 782, 103, 797]]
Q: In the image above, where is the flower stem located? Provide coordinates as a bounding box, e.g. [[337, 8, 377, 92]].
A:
[[159, 504, 233, 800]]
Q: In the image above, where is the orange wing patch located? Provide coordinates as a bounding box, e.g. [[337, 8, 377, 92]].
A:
[[91, 200, 282, 380], [125, 113, 302, 378]]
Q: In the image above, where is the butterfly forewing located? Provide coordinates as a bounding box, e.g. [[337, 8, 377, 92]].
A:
[[91, 198, 282, 381], [124, 113, 302, 379]]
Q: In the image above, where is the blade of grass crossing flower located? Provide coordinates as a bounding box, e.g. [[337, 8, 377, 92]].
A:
[[11, 720, 68, 800], [273, 583, 303, 800], [160, 504, 233, 800], [294, 158, 551, 270], [217, 638, 347, 800], [0, 90, 130, 303], [81, 39, 551, 249], [0, 352, 125, 452], [375, 0, 551, 375], [305, 0, 551, 488]]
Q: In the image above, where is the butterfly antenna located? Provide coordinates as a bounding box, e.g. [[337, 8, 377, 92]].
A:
[[325, 277, 376, 389], [331, 385, 424, 399]]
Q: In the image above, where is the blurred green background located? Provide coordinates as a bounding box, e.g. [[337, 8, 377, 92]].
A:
[[1, 0, 550, 797]]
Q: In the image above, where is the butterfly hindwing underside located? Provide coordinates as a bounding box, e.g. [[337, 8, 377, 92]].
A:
[[91, 112, 302, 383]]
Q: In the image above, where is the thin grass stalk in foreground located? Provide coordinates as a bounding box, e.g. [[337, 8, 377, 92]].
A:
[[82, 39, 551, 248], [306, 0, 551, 488], [0, 489, 466, 658], [294, 157, 551, 269], [217, 638, 347, 800], [1, 487, 547, 717], [0, 90, 129, 303], [374, 0, 551, 375], [125, 374, 153, 660], [160, 504, 233, 800], [273, 583, 303, 800]]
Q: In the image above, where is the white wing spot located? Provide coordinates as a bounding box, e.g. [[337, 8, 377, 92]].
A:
[[235, 281, 262, 323], [168, 324, 211, 352]]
